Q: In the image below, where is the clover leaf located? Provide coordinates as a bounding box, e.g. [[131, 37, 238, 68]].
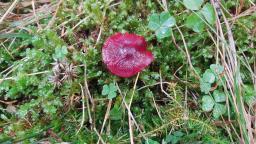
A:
[[200, 79, 212, 94], [202, 91, 227, 119], [213, 90, 226, 103], [102, 83, 117, 99], [202, 95, 215, 112], [202, 69, 216, 84], [148, 12, 176, 39], [201, 3, 216, 25], [210, 64, 224, 75], [213, 103, 226, 119], [183, 0, 204, 10], [185, 13, 205, 33], [53, 46, 68, 60]]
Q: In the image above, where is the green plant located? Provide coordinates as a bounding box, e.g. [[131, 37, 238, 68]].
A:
[[200, 64, 224, 94], [202, 90, 226, 119], [183, 0, 204, 10], [200, 64, 226, 119], [183, 1, 216, 32], [102, 83, 118, 99], [164, 131, 184, 144], [148, 12, 176, 39]]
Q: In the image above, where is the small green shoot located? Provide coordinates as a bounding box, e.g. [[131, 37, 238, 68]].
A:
[[148, 12, 176, 39], [202, 90, 226, 119], [102, 83, 118, 99]]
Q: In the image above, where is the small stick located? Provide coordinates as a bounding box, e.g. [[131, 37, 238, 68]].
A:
[[76, 83, 86, 135], [0, 0, 19, 25], [175, 25, 200, 79], [128, 73, 140, 108], [46, 0, 63, 29], [160, 71, 182, 107], [83, 64, 93, 128], [115, 82, 146, 140], [0, 100, 17, 105], [94, 128, 106, 144], [32, 0, 42, 30], [127, 73, 140, 144], [0, 70, 50, 83], [97, 99, 112, 144]]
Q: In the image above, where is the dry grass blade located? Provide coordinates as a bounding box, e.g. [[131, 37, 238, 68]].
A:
[[76, 83, 86, 135], [0, 0, 19, 25], [211, 0, 256, 143]]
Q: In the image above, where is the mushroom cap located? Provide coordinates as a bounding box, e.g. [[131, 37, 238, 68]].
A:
[[102, 33, 154, 78]]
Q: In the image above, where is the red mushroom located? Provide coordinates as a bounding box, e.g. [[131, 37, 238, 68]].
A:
[[102, 33, 154, 78]]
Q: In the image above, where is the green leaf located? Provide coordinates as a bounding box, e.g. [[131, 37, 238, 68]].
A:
[[165, 131, 184, 144], [102, 83, 117, 99], [156, 27, 172, 39], [213, 90, 226, 102], [200, 80, 212, 94], [210, 64, 224, 75], [148, 14, 160, 31], [145, 139, 159, 144], [243, 85, 256, 107], [183, 0, 204, 10], [148, 12, 176, 39], [202, 95, 214, 112], [108, 91, 117, 99], [201, 3, 216, 25], [185, 13, 205, 33], [110, 106, 122, 120], [53, 46, 68, 60], [213, 103, 226, 119], [102, 85, 109, 95], [160, 12, 176, 27], [202, 70, 216, 83], [0, 33, 31, 39], [109, 83, 117, 92]]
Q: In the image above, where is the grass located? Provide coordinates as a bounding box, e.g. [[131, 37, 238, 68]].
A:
[[0, 0, 256, 143]]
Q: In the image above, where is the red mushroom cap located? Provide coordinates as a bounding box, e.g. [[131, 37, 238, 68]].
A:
[[102, 33, 154, 78]]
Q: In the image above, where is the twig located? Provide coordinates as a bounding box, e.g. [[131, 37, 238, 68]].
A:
[[128, 113, 134, 144], [174, 25, 200, 79], [161, 0, 168, 11], [1, 43, 14, 59], [128, 73, 140, 108], [100, 99, 112, 133], [115, 82, 146, 140], [160, 71, 182, 107], [31, 0, 42, 30], [61, 16, 90, 37], [127, 73, 140, 144], [94, 128, 106, 144], [83, 64, 93, 129], [76, 83, 86, 135], [151, 91, 164, 121], [0, 71, 50, 83], [97, 99, 112, 144], [46, 0, 63, 29], [0, 0, 19, 25], [138, 118, 181, 138], [137, 81, 172, 91], [0, 100, 17, 105]]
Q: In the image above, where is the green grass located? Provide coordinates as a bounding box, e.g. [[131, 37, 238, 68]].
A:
[[0, 0, 256, 143]]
